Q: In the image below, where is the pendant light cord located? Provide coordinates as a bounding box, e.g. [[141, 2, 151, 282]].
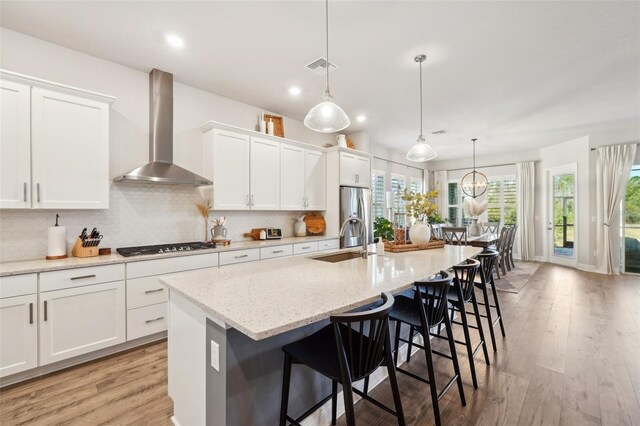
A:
[[419, 59, 423, 138], [325, 0, 330, 94]]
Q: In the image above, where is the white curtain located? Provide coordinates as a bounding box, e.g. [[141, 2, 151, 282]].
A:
[[433, 170, 448, 221], [595, 144, 637, 274], [516, 161, 536, 260]]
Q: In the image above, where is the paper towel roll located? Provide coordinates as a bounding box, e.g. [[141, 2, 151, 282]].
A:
[[47, 226, 67, 257]]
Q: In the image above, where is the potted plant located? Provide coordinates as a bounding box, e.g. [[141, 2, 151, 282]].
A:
[[463, 198, 488, 236], [401, 189, 440, 244], [373, 217, 394, 242]]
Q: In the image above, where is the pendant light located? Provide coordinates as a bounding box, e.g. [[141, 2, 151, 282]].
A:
[[304, 0, 350, 133], [406, 54, 437, 162], [460, 138, 488, 198]]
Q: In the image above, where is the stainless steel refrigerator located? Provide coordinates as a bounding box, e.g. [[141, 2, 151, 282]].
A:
[[339, 186, 373, 248]]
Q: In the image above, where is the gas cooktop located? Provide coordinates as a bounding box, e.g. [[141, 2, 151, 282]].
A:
[[116, 242, 217, 257]]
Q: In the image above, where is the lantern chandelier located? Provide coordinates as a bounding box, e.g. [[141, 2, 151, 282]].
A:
[[460, 138, 488, 198]]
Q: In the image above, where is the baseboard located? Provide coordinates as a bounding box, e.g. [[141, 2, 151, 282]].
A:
[[577, 263, 597, 272], [0, 332, 166, 388], [301, 333, 425, 426], [534, 255, 546, 262]]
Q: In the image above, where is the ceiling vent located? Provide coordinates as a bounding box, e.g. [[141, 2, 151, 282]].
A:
[[431, 130, 446, 135], [305, 57, 338, 76]]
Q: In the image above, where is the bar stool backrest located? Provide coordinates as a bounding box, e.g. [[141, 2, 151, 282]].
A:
[[330, 292, 394, 381], [442, 226, 468, 245], [413, 271, 453, 329], [452, 258, 481, 302], [476, 250, 500, 284]]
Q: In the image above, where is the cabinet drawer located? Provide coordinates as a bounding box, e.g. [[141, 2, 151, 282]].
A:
[[127, 303, 167, 341], [219, 249, 260, 266], [126, 253, 218, 279], [260, 245, 293, 260], [293, 241, 319, 255], [0, 274, 37, 298], [127, 276, 169, 309], [40, 264, 125, 292], [318, 239, 340, 252]]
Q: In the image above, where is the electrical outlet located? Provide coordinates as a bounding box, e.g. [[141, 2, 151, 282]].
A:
[[210, 340, 220, 371]]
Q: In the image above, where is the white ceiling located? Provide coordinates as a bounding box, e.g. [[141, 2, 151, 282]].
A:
[[1, 1, 638, 160]]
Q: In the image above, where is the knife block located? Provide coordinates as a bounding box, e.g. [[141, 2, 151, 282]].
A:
[[72, 237, 99, 258]]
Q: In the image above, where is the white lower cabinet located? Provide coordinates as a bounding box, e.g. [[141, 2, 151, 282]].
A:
[[260, 245, 294, 260], [293, 241, 319, 255], [39, 281, 126, 365], [127, 303, 167, 341], [219, 248, 260, 266], [318, 239, 340, 251], [0, 294, 37, 378]]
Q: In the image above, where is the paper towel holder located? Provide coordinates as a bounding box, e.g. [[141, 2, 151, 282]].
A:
[[46, 214, 68, 260]]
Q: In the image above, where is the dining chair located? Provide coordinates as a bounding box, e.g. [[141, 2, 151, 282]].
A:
[[481, 222, 500, 234], [506, 224, 518, 269], [441, 226, 468, 246]]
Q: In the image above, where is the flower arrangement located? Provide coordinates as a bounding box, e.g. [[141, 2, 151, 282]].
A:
[[209, 216, 226, 227], [463, 198, 488, 218], [401, 189, 441, 222], [196, 186, 213, 241]]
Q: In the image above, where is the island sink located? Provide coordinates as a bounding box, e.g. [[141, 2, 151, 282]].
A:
[[311, 250, 376, 263]]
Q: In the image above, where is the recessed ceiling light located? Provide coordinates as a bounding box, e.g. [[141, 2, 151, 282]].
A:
[[289, 87, 301, 96], [165, 34, 185, 48], [356, 115, 366, 122]]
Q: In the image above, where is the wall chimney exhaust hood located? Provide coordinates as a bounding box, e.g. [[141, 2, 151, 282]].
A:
[[114, 69, 212, 186]]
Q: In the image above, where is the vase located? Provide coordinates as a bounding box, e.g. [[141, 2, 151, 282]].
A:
[[211, 225, 228, 241], [410, 219, 431, 244], [294, 216, 307, 237], [469, 218, 481, 236]]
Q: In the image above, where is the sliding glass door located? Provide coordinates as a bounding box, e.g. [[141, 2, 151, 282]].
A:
[[547, 165, 577, 267], [622, 164, 640, 274]]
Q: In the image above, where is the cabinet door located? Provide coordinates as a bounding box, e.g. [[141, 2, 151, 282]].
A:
[[39, 281, 125, 365], [31, 88, 109, 209], [305, 149, 326, 210], [250, 137, 280, 210], [0, 294, 37, 378], [339, 152, 358, 186], [212, 130, 250, 210], [0, 80, 31, 209], [280, 144, 305, 210], [356, 156, 371, 188]]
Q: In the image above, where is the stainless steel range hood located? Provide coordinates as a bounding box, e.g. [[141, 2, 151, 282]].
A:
[[114, 69, 212, 186]]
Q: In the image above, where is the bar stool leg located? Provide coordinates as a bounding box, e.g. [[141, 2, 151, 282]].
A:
[[331, 380, 338, 425], [471, 292, 490, 366], [280, 353, 293, 426], [480, 284, 498, 352], [394, 320, 402, 366], [406, 325, 414, 363], [420, 323, 442, 426], [490, 279, 506, 337], [456, 302, 478, 389], [444, 314, 466, 406], [384, 332, 406, 426], [340, 377, 356, 426]]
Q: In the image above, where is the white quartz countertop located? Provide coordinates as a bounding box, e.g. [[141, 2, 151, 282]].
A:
[[160, 245, 482, 340], [0, 236, 338, 277]]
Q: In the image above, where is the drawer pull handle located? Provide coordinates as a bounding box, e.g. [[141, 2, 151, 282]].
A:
[[234, 254, 249, 259], [273, 250, 284, 254], [145, 288, 165, 294], [37, 183, 41, 202], [29, 303, 33, 324], [23, 182, 27, 202], [44, 301, 48, 321], [301, 246, 311, 250], [145, 316, 165, 324], [70, 274, 97, 281]]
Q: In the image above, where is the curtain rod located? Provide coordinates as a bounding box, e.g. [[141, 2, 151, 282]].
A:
[[590, 142, 639, 151], [431, 160, 540, 173], [373, 156, 425, 172]]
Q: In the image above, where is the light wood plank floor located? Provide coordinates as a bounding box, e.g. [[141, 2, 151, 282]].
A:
[[1, 263, 639, 425]]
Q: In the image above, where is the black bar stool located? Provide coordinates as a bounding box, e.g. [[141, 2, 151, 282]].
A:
[[435, 258, 490, 389], [474, 250, 506, 352], [389, 271, 466, 426], [279, 292, 404, 426]]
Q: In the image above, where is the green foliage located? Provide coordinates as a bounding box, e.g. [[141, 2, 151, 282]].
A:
[[373, 217, 394, 241], [625, 176, 640, 224], [401, 189, 440, 219]]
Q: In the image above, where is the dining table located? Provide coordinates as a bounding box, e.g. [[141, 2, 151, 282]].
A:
[[467, 232, 499, 248]]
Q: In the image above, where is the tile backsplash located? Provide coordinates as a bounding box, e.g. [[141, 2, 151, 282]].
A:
[[0, 184, 311, 262]]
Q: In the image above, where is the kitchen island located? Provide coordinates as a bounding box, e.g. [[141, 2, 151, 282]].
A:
[[161, 245, 481, 426]]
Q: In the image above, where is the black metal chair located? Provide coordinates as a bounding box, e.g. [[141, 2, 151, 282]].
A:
[[437, 258, 490, 389], [280, 292, 404, 426], [389, 272, 466, 426], [441, 226, 468, 246], [474, 250, 506, 352]]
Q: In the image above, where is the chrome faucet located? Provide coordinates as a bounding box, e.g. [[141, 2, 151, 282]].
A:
[[339, 215, 369, 259]]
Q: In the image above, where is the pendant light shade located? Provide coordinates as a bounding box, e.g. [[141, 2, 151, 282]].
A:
[[305, 0, 350, 133], [460, 138, 488, 198], [406, 54, 437, 162]]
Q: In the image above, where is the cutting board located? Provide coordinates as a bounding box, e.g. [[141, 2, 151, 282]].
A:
[[304, 213, 326, 235], [243, 228, 265, 240]]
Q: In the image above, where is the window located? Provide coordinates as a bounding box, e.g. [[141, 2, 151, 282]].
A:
[[391, 174, 407, 226], [485, 178, 517, 225], [372, 170, 386, 220], [503, 179, 517, 225], [409, 176, 423, 194], [448, 182, 459, 224]]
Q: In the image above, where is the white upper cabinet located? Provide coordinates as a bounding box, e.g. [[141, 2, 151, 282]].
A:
[[206, 129, 251, 210], [280, 144, 306, 210], [250, 137, 280, 210], [0, 70, 114, 210], [0, 80, 31, 209], [305, 149, 326, 210], [31, 88, 110, 209], [340, 151, 370, 188]]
